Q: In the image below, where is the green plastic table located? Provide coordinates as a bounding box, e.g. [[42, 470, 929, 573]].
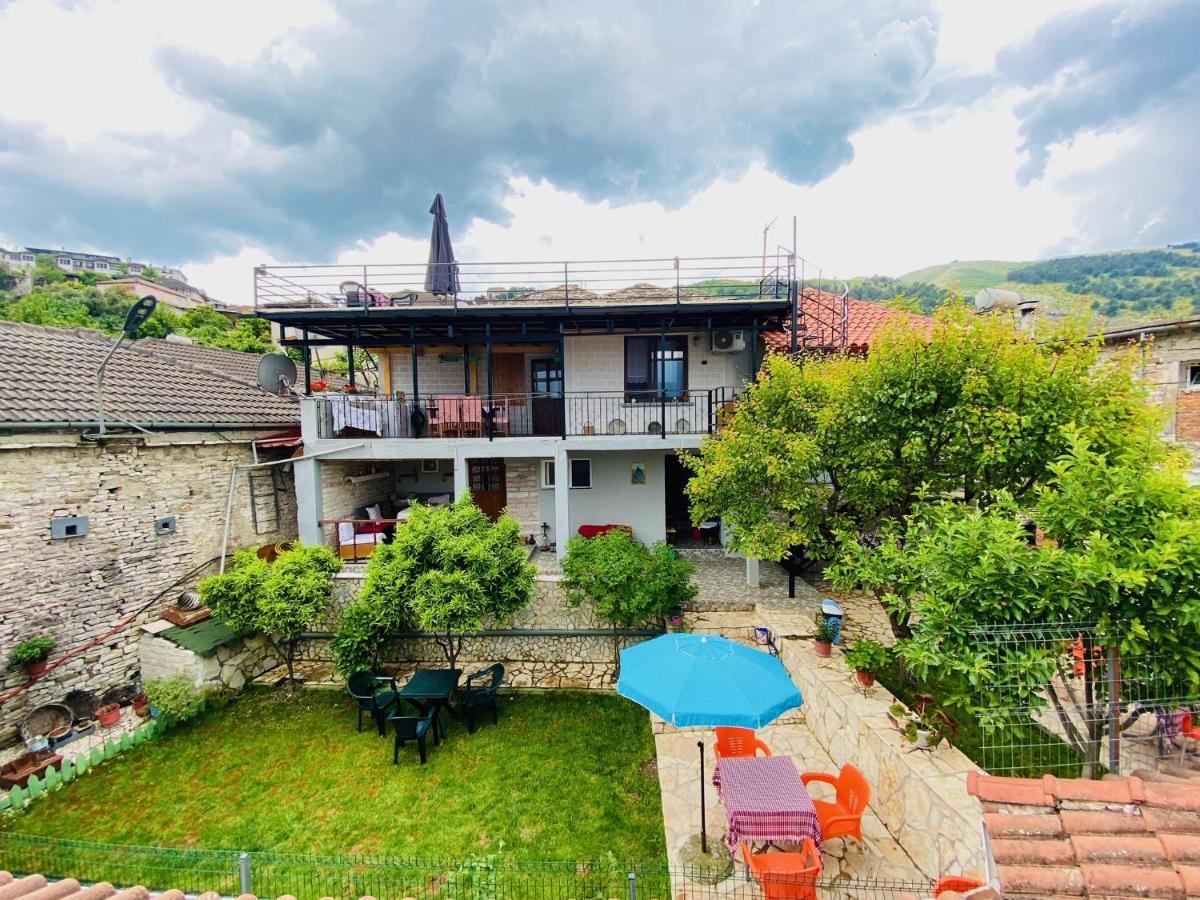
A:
[[398, 668, 462, 736]]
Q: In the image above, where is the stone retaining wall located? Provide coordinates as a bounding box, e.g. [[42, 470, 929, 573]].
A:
[[139, 631, 281, 692], [766, 622, 988, 880], [301, 572, 644, 689]]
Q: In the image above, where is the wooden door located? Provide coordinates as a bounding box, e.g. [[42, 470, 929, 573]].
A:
[[530, 358, 565, 436], [469, 458, 507, 522]]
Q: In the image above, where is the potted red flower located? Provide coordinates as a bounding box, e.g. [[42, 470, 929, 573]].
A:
[[310, 379, 329, 392]]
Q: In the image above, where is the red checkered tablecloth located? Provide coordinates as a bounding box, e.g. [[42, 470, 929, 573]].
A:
[[712, 755, 822, 855]]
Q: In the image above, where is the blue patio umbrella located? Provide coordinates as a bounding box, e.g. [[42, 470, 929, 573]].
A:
[[617, 633, 803, 851], [425, 193, 460, 295]]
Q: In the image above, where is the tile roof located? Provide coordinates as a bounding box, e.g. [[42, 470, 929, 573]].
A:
[[0, 321, 298, 429], [968, 770, 1200, 898], [763, 290, 933, 354]]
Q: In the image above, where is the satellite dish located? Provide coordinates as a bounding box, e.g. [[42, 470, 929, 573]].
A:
[[257, 353, 297, 395]]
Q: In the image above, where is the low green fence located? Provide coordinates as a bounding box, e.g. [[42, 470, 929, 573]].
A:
[[0, 832, 936, 899]]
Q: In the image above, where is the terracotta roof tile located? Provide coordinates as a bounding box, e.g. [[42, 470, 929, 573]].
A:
[[0, 875, 395, 900], [0, 321, 298, 428], [762, 291, 933, 354], [969, 772, 1200, 897]]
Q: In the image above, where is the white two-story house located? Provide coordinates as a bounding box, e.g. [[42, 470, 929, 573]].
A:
[[255, 257, 814, 563]]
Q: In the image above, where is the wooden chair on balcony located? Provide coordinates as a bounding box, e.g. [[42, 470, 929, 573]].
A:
[[714, 726, 772, 760], [741, 838, 822, 900], [800, 764, 871, 845]]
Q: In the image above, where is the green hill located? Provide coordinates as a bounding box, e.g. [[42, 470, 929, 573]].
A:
[[900, 260, 1021, 293], [845, 244, 1200, 325]]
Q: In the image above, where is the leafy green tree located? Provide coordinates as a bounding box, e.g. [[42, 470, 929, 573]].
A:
[[179, 304, 232, 336], [685, 309, 1155, 575], [200, 544, 341, 688], [561, 531, 697, 675], [140, 265, 160, 281], [32, 254, 66, 285], [137, 304, 180, 339], [832, 431, 1200, 776], [332, 497, 535, 675], [0, 285, 94, 328]]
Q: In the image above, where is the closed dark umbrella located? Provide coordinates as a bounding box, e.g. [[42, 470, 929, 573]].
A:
[[425, 193, 460, 295]]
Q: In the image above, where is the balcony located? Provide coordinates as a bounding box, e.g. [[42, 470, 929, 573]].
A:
[[313, 389, 737, 440]]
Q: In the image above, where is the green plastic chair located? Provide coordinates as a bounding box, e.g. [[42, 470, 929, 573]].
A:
[[347, 672, 398, 736], [389, 707, 439, 765]]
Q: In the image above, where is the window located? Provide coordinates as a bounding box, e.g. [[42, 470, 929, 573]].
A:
[[94, 261, 108, 270], [56, 257, 71, 266], [625, 336, 687, 401], [541, 459, 555, 488], [569, 458, 591, 489], [1188, 364, 1200, 390], [20, 254, 33, 262]]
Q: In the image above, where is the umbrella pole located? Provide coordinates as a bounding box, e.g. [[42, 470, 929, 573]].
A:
[[697, 740, 707, 854]]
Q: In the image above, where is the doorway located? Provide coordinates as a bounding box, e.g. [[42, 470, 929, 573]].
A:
[[530, 358, 565, 436], [469, 458, 507, 521]]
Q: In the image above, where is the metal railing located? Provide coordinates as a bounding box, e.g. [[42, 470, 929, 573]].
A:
[[314, 389, 737, 440], [254, 255, 795, 310], [0, 832, 936, 899]]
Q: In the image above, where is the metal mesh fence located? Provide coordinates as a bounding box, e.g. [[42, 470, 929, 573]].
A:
[[969, 622, 1200, 777], [0, 832, 935, 899]]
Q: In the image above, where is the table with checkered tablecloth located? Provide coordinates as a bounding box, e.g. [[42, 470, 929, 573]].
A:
[[712, 755, 823, 855]]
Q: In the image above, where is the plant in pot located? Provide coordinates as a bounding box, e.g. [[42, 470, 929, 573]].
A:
[[843, 638, 889, 688], [812, 616, 837, 658], [9, 636, 56, 679], [903, 707, 954, 751], [95, 703, 122, 727]]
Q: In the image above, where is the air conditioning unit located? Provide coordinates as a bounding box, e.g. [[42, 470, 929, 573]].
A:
[[710, 329, 746, 353]]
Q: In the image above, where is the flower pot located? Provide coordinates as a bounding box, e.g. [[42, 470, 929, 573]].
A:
[[814, 640, 832, 658], [913, 729, 936, 750], [25, 659, 48, 679], [96, 703, 121, 727], [854, 669, 876, 688], [133, 694, 149, 718]]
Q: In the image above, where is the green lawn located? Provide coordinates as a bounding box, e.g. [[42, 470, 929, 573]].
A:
[[7, 689, 666, 864]]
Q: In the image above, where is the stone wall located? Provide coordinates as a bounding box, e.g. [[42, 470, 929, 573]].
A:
[[0, 431, 297, 746], [763, 611, 988, 880], [503, 459, 541, 542], [302, 572, 643, 689], [139, 631, 280, 691]]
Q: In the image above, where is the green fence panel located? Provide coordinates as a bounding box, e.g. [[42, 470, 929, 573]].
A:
[[60, 758, 75, 783], [44, 765, 60, 791], [26, 774, 43, 800], [103, 740, 118, 760], [75, 754, 90, 776], [89, 746, 103, 768], [8, 785, 27, 808]]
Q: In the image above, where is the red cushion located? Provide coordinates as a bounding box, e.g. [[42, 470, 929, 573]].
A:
[[578, 524, 632, 539], [357, 522, 388, 534]]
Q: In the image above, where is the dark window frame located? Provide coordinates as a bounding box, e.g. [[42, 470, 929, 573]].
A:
[[569, 458, 592, 489], [624, 335, 688, 402]]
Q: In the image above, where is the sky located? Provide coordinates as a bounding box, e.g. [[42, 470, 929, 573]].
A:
[[1, 0, 1198, 305]]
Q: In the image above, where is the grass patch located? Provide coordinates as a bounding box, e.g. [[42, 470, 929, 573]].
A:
[[877, 660, 1085, 778], [6, 688, 666, 864]]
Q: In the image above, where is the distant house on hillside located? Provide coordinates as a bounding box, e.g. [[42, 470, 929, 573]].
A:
[[96, 275, 213, 315], [0, 320, 300, 745], [1096, 315, 1200, 480]]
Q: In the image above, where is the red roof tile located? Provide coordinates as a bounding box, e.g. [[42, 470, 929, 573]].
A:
[[969, 772, 1200, 898], [762, 290, 933, 354]]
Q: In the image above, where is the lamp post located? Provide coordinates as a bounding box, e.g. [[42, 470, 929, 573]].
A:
[[95, 295, 157, 437]]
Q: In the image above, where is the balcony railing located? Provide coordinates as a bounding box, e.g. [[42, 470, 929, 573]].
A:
[[313, 389, 737, 440]]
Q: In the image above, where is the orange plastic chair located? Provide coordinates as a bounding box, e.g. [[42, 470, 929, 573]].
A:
[[800, 764, 871, 844], [741, 839, 822, 900], [714, 726, 772, 760]]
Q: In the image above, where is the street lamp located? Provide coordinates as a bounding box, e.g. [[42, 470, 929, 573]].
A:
[[94, 295, 157, 437]]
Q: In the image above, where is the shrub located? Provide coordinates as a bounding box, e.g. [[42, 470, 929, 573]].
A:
[[203, 684, 236, 711], [843, 638, 889, 675], [561, 532, 697, 675], [145, 676, 205, 727], [334, 497, 535, 675], [8, 636, 55, 667], [812, 617, 838, 644]]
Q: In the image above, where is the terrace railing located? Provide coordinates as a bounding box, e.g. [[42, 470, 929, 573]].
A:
[[254, 255, 796, 310], [313, 388, 738, 440], [0, 831, 935, 899]]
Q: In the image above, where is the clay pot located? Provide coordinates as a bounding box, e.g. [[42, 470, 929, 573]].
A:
[[814, 640, 832, 658], [132, 694, 149, 718], [25, 659, 48, 679], [96, 703, 121, 727], [854, 669, 876, 688]]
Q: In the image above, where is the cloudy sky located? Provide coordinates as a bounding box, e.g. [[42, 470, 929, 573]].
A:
[[1, 0, 1197, 304]]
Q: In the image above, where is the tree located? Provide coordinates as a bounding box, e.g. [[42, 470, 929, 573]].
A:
[[32, 254, 65, 286], [332, 497, 535, 675], [561, 531, 697, 676], [137, 304, 180, 339], [140, 265, 160, 282], [200, 544, 341, 688], [684, 309, 1156, 576], [831, 431, 1200, 777]]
